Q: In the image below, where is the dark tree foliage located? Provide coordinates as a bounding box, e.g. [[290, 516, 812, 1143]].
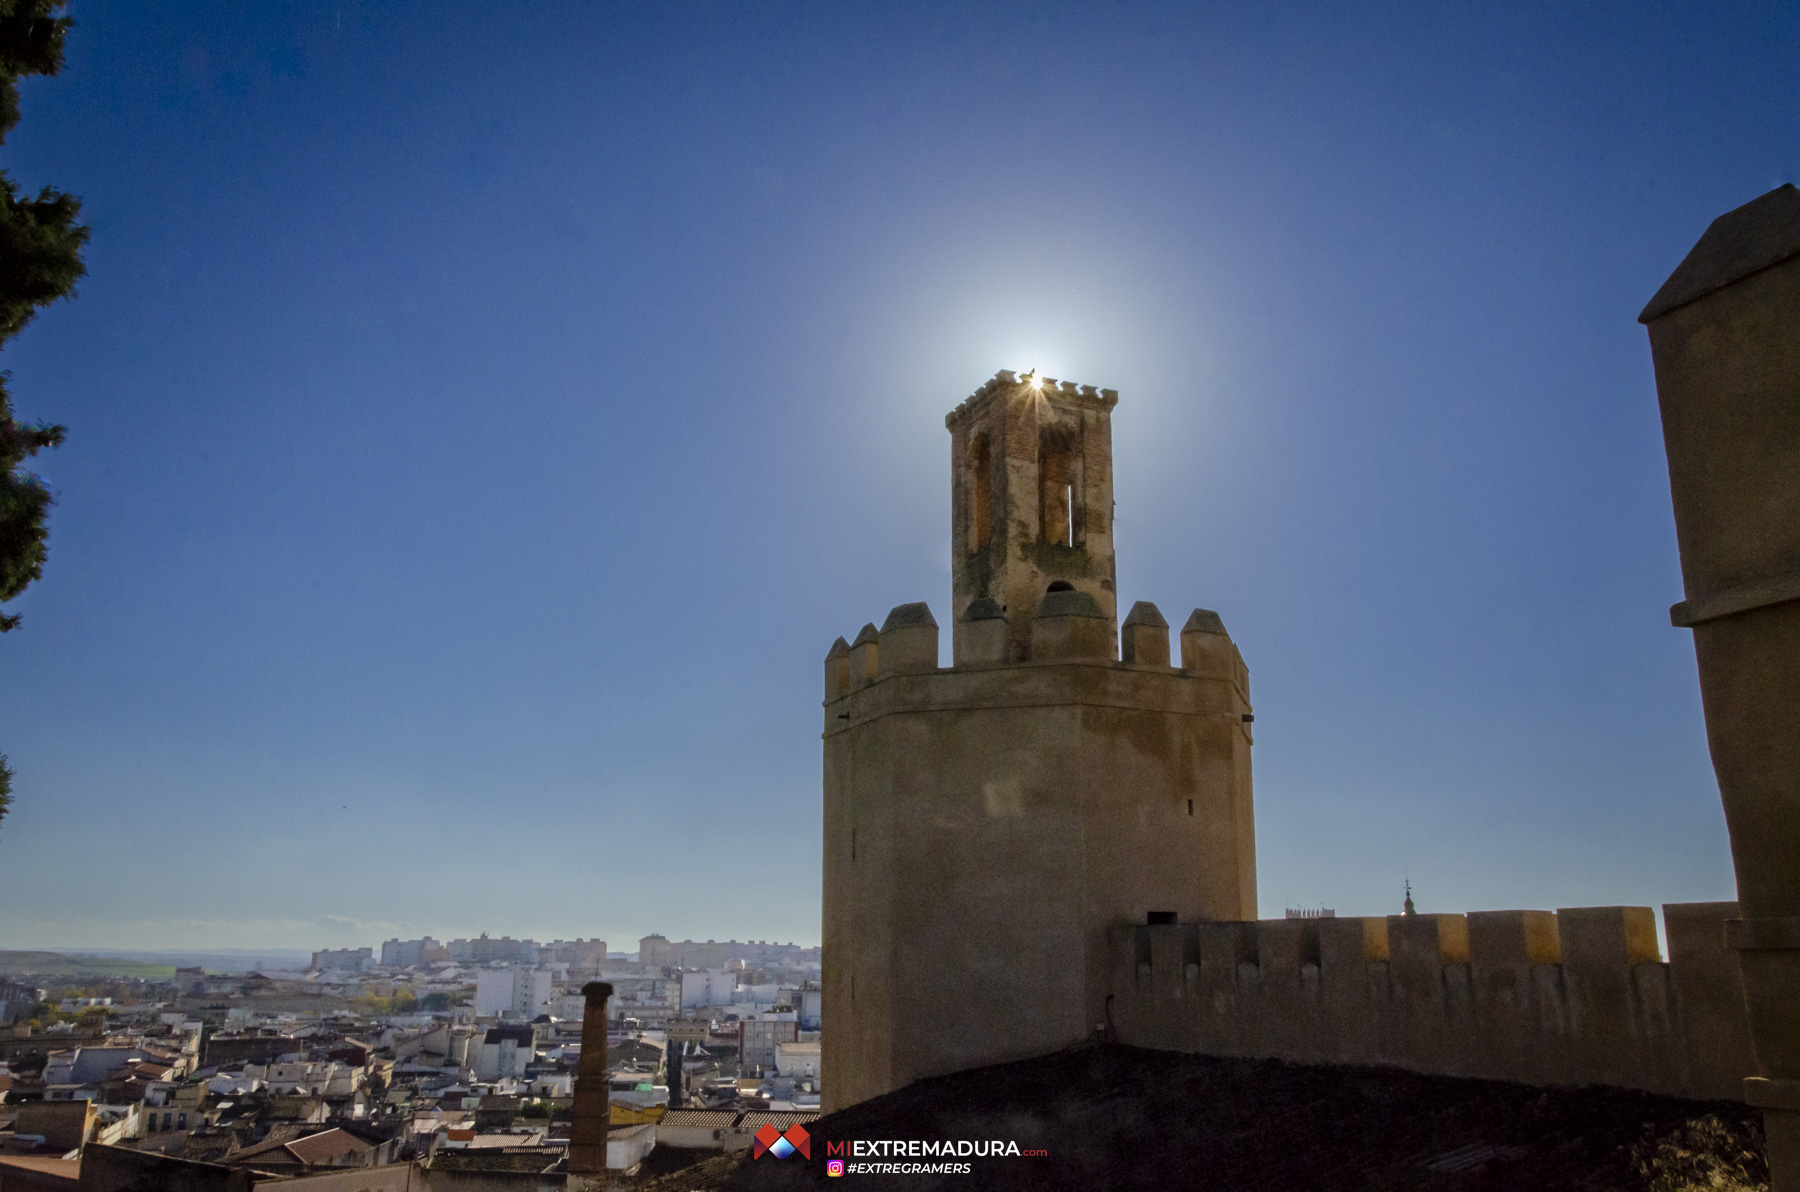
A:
[[0, 0, 86, 634], [0, 2, 84, 833]]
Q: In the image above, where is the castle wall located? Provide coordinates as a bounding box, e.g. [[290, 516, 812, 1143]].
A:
[[1104, 902, 1754, 1101], [822, 600, 1255, 1111]]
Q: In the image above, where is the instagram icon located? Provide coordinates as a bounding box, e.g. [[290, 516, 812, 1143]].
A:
[[826, 1159, 846, 1177]]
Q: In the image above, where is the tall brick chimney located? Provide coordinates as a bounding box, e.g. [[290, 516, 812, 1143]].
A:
[[567, 981, 613, 1178]]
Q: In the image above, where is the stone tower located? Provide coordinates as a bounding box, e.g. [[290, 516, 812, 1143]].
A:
[[947, 371, 1119, 659], [1641, 184, 1800, 1190], [821, 370, 1257, 1111]]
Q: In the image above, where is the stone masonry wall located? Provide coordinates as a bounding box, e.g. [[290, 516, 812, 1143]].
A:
[[1105, 901, 1755, 1101]]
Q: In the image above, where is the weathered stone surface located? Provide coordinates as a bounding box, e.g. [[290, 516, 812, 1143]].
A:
[[1103, 903, 1752, 1102], [1120, 600, 1171, 666], [1645, 182, 1800, 1189], [825, 377, 1254, 1112], [946, 371, 1120, 661]]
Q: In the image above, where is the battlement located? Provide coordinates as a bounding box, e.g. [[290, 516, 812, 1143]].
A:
[[1106, 902, 1756, 1101], [945, 369, 1119, 428], [823, 598, 1251, 707]]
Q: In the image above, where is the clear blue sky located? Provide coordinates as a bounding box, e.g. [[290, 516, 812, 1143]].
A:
[[1, 2, 1794, 952]]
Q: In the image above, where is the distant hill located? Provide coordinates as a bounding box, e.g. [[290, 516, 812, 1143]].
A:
[[0, 951, 177, 979]]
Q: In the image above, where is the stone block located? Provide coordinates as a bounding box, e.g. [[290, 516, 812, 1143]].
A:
[[1120, 601, 1170, 666], [1468, 910, 1562, 967], [879, 602, 939, 675], [954, 596, 1007, 666], [846, 622, 879, 689], [1031, 587, 1115, 661], [824, 636, 850, 700], [1558, 906, 1661, 968]]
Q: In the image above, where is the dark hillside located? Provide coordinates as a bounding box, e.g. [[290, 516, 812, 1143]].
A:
[[642, 1044, 1766, 1191]]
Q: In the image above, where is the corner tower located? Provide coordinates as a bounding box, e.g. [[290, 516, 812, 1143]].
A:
[[823, 371, 1257, 1112], [947, 371, 1119, 660]]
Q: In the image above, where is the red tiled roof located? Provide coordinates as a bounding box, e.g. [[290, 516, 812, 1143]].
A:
[[228, 1127, 372, 1167]]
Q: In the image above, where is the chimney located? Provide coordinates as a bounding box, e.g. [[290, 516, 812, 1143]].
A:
[[566, 981, 613, 1177]]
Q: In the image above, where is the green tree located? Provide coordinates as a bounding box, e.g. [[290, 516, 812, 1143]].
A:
[[0, 0, 86, 636], [0, 1, 87, 833]]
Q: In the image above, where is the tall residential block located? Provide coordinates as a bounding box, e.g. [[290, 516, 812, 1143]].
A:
[[821, 370, 1257, 1110]]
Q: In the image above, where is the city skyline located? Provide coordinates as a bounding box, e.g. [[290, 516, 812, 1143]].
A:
[[4, 3, 1798, 950]]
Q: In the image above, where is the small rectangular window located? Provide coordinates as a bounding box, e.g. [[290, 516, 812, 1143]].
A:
[[1187, 799, 1193, 816]]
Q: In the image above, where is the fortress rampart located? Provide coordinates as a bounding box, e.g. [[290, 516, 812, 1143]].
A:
[[823, 367, 1762, 1119], [1105, 901, 1756, 1101]]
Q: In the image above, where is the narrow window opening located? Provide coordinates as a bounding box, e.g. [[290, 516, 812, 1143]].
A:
[[970, 433, 992, 552], [1147, 910, 1178, 926], [1038, 426, 1080, 546], [1187, 799, 1194, 817], [851, 829, 856, 862], [1047, 581, 1074, 593]]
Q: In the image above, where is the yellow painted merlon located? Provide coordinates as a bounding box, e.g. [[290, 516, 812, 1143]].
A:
[[1357, 915, 1391, 962], [1468, 910, 1562, 966], [1558, 905, 1662, 966], [1390, 913, 1470, 965]]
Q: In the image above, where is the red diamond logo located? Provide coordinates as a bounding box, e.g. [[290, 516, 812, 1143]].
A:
[[752, 1123, 781, 1158]]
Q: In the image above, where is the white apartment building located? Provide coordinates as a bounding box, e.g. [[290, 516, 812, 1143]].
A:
[[680, 969, 738, 1014], [379, 937, 446, 967], [243, 1061, 362, 1097], [474, 967, 555, 1020], [310, 947, 374, 972], [738, 1012, 798, 1073], [774, 1040, 821, 1079], [468, 1025, 535, 1080]]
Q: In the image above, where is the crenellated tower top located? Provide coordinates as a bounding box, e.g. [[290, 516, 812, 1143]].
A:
[[945, 369, 1120, 661]]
